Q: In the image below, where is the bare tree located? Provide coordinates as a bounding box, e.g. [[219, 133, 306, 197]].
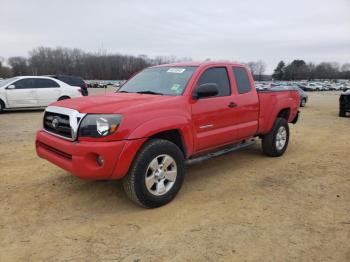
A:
[[7, 57, 30, 76], [246, 61, 258, 76], [247, 60, 266, 80], [256, 60, 266, 81], [341, 63, 350, 72]]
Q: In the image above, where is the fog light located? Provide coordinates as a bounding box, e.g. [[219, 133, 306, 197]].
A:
[[96, 155, 104, 166]]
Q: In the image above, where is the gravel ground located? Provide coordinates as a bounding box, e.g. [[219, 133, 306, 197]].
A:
[[0, 90, 349, 261]]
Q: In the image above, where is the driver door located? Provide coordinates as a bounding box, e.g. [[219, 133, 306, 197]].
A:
[[191, 67, 239, 152]]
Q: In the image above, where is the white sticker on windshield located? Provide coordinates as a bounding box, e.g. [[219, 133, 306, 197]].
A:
[[167, 68, 186, 74]]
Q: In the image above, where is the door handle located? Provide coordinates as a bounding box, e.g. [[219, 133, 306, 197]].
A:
[[228, 102, 237, 108]]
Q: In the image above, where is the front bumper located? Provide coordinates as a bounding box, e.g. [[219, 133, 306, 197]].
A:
[[36, 130, 145, 180]]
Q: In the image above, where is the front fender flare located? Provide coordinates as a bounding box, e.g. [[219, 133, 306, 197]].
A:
[[127, 116, 194, 156]]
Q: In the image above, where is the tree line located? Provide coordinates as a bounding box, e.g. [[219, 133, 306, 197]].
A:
[[0, 47, 268, 80], [1, 47, 349, 80], [272, 60, 350, 80], [0, 47, 187, 80]]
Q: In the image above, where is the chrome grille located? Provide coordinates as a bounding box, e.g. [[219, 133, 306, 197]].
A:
[[44, 112, 72, 139], [43, 106, 86, 141]]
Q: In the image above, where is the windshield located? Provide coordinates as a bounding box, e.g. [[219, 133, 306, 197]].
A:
[[119, 66, 197, 96], [0, 77, 19, 87]]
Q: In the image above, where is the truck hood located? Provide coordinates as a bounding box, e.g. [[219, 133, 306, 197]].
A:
[[51, 92, 182, 114]]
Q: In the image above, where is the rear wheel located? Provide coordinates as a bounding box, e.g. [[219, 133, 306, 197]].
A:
[[300, 99, 306, 107], [262, 117, 289, 157], [123, 139, 185, 208]]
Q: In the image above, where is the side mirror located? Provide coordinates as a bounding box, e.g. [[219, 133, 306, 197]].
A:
[[7, 85, 15, 89], [193, 83, 219, 99]]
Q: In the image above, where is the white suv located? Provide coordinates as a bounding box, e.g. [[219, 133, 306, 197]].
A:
[[0, 76, 82, 112]]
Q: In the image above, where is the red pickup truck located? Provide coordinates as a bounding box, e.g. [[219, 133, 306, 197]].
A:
[[36, 62, 300, 208]]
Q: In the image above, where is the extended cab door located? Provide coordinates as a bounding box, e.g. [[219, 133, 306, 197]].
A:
[[191, 66, 241, 152], [5, 78, 38, 108], [230, 66, 259, 139], [34, 78, 61, 106]]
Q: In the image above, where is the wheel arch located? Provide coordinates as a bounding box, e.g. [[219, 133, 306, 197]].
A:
[[58, 95, 70, 101], [149, 129, 187, 158], [111, 117, 194, 180], [0, 97, 6, 110], [0, 94, 7, 106], [127, 116, 194, 157], [277, 108, 291, 121]]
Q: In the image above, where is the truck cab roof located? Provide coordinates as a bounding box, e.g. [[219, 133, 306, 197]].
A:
[[151, 61, 247, 68]]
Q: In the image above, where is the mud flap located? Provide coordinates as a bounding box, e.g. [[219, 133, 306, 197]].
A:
[[292, 111, 300, 124]]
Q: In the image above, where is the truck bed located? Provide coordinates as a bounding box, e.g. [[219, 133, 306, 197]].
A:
[[257, 88, 300, 134]]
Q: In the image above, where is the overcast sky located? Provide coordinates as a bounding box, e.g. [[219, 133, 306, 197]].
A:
[[1, 0, 349, 73]]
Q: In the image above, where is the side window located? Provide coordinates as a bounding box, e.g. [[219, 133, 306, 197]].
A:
[[34, 79, 60, 88], [12, 79, 34, 89], [57, 76, 72, 85], [58, 76, 83, 86], [232, 67, 251, 94], [197, 67, 230, 97]]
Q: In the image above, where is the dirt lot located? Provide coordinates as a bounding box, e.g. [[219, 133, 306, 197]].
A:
[[0, 90, 349, 261]]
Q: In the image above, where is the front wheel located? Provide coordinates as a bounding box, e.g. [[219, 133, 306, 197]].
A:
[[262, 117, 289, 157], [123, 139, 185, 208]]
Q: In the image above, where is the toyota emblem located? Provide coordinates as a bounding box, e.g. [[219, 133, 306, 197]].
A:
[[52, 117, 60, 129]]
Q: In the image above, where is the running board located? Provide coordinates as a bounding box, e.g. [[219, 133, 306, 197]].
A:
[[186, 139, 256, 165]]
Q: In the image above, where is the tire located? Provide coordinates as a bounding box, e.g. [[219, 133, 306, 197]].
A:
[[58, 96, 70, 101], [339, 110, 346, 117], [123, 139, 185, 208], [262, 117, 289, 157], [81, 88, 88, 96], [0, 100, 4, 113], [300, 99, 306, 107]]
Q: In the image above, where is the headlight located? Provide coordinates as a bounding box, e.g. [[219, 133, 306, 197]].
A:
[[79, 114, 122, 138]]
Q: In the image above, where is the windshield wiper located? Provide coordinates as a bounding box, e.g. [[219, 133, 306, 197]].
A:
[[136, 90, 164, 95], [118, 90, 129, 93]]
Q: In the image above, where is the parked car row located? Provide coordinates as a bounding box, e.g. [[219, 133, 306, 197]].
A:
[[255, 80, 350, 116], [255, 83, 308, 107], [256, 80, 350, 92], [86, 80, 108, 89], [0, 75, 86, 112], [85, 80, 125, 89]]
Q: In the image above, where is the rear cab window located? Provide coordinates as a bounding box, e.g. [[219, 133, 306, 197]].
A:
[[232, 67, 251, 94]]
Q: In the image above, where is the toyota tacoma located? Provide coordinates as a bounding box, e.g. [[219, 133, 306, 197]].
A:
[[36, 62, 300, 208]]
